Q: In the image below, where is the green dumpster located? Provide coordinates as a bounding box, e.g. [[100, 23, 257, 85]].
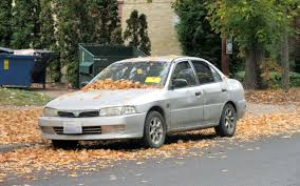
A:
[[78, 44, 146, 86]]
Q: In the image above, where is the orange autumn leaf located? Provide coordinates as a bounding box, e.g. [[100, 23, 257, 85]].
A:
[[93, 94, 102, 99]]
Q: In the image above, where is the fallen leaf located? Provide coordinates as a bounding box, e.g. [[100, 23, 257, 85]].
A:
[[69, 172, 78, 178]]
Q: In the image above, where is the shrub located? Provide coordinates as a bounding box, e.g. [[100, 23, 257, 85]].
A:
[[235, 71, 300, 88]]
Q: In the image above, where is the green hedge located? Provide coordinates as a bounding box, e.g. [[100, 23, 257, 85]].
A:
[[234, 71, 300, 88]]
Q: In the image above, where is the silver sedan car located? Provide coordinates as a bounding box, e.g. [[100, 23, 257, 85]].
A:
[[39, 56, 246, 148]]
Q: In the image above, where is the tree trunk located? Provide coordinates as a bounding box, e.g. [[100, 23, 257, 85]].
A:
[[296, 40, 300, 73], [54, 52, 61, 83], [281, 7, 289, 91], [281, 31, 289, 91], [295, 16, 300, 73], [221, 36, 229, 76], [245, 43, 263, 89]]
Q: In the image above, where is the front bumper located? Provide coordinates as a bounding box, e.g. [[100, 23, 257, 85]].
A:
[[38, 113, 147, 141]]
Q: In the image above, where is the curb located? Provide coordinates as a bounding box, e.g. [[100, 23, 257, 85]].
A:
[[0, 143, 36, 153]]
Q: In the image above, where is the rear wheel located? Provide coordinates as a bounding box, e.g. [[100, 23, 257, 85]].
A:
[[143, 111, 166, 148], [215, 103, 237, 137], [51, 140, 78, 149]]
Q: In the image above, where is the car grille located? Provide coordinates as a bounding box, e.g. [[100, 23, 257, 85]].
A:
[[53, 126, 102, 135], [57, 111, 99, 118]]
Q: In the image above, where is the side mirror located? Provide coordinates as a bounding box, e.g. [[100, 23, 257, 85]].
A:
[[172, 79, 188, 89], [80, 81, 89, 88]]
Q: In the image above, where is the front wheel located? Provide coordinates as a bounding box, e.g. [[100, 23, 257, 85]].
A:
[[215, 103, 237, 137], [51, 140, 78, 149], [142, 111, 166, 148]]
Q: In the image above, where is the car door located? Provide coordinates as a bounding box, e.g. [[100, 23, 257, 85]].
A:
[[191, 60, 228, 124], [168, 60, 204, 130]]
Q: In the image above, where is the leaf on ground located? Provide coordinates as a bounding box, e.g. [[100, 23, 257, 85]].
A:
[[246, 89, 300, 105]]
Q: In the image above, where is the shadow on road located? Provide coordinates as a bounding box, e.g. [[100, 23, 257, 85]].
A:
[[72, 131, 218, 151]]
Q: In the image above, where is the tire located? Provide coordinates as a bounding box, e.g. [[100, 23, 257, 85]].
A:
[[52, 140, 78, 149], [215, 103, 237, 137], [142, 111, 166, 148]]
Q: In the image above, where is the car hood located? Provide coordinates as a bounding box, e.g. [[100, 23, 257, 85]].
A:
[[47, 89, 163, 110]]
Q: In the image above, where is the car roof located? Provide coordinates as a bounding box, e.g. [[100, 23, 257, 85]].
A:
[[117, 56, 209, 63]]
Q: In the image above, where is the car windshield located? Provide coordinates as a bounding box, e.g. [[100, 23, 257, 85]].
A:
[[83, 61, 170, 90], [93, 61, 170, 85]]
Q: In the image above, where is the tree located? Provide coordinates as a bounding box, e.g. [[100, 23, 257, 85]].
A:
[[207, 0, 280, 89], [53, 0, 123, 86], [0, 0, 12, 47], [124, 10, 151, 55], [138, 14, 151, 56], [174, 0, 221, 66], [111, 27, 124, 44], [88, 0, 123, 44], [39, 0, 61, 83], [11, 0, 40, 49], [53, 0, 91, 87], [281, 5, 290, 90], [39, 0, 55, 50], [207, 0, 299, 89], [277, 1, 300, 90], [124, 10, 139, 47]]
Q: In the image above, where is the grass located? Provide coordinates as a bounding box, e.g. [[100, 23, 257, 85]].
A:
[[0, 88, 53, 106]]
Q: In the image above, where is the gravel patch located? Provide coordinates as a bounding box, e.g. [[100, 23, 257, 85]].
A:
[[247, 103, 298, 117]]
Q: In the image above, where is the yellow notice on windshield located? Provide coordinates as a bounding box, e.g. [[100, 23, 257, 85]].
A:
[[145, 77, 161, 84], [4, 59, 9, 70]]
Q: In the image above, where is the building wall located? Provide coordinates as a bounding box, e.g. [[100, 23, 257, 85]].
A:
[[120, 0, 182, 56]]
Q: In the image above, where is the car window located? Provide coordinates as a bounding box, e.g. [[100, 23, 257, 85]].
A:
[[191, 61, 215, 84], [172, 61, 197, 87], [210, 66, 223, 82]]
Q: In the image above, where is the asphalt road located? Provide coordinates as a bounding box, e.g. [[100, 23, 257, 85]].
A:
[[5, 134, 300, 186]]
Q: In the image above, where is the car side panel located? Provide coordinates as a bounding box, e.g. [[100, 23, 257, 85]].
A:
[[202, 82, 229, 124], [168, 86, 204, 129], [225, 79, 247, 119]]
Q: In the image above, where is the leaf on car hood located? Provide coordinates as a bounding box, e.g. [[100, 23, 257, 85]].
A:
[[82, 79, 162, 91]]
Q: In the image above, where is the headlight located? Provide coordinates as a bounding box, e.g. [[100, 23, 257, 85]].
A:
[[44, 107, 58, 117], [100, 106, 136, 117]]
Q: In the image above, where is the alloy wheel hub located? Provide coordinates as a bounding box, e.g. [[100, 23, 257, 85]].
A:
[[225, 108, 235, 130], [149, 117, 163, 145]]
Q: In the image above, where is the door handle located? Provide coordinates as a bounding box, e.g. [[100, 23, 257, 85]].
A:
[[195, 92, 202, 96], [222, 88, 227, 92]]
